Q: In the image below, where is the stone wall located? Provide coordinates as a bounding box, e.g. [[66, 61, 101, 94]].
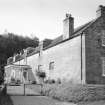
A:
[[85, 16, 105, 84]]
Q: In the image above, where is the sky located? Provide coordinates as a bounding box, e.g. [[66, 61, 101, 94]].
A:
[[0, 0, 105, 40]]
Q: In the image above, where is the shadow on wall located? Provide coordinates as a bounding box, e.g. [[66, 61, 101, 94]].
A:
[[0, 86, 14, 105]]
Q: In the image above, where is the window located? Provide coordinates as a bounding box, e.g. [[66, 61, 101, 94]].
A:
[[23, 71, 27, 80], [38, 65, 43, 71], [102, 36, 105, 46], [49, 62, 54, 70], [101, 30, 105, 46], [102, 57, 105, 76]]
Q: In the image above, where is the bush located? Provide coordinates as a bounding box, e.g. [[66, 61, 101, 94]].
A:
[[16, 79, 21, 84], [11, 77, 15, 82], [56, 78, 61, 84], [40, 84, 105, 103], [36, 71, 46, 78], [31, 81, 36, 84], [44, 79, 55, 84], [0, 88, 14, 105]]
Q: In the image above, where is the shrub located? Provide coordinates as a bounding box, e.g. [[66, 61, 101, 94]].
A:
[[11, 77, 15, 82], [36, 71, 46, 78], [31, 81, 36, 84], [40, 84, 105, 103], [16, 79, 21, 84], [56, 78, 61, 84], [44, 79, 55, 84]]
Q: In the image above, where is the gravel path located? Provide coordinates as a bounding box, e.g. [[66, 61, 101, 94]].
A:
[[6, 85, 76, 105]]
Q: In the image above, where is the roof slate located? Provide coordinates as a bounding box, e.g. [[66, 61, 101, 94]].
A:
[[44, 18, 97, 50], [9, 17, 99, 64]]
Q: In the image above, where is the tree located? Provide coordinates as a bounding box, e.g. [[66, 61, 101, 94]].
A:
[[0, 65, 4, 84], [0, 33, 39, 83]]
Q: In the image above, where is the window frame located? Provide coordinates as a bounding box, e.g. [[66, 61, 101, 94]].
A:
[[38, 65, 43, 71], [101, 36, 105, 46], [101, 30, 105, 46], [49, 61, 54, 70], [102, 57, 105, 76]]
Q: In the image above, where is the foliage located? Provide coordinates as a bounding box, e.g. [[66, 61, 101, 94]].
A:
[[36, 70, 46, 78], [0, 91, 14, 105], [31, 81, 37, 84], [0, 33, 39, 65], [40, 83, 105, 103], [0, 32, 52, 84], [0, 33, 39, 84], [16, 79, 21, 84], [0, 65, 4, 85], [44, 79, 55, 84], [11, 77, 15, 82]]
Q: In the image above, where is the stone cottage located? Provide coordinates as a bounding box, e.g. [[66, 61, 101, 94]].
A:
[[5, 5, 105, 84]]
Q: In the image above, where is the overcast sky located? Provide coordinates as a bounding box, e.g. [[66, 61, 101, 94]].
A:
[[0, 0, 105, 40]]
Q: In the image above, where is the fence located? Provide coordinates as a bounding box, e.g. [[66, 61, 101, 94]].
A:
[[6, 84, 43, 96]]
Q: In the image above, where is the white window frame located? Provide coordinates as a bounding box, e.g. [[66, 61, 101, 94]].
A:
[[49, 62, 54, 70], [38, 65, 43, 71], [102, 37, 105, 46]]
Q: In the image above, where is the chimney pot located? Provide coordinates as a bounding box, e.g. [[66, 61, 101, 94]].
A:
[[96, 5, 105, 18]]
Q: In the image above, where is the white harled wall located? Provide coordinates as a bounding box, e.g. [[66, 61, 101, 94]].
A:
[[14, 35, 85, 84]]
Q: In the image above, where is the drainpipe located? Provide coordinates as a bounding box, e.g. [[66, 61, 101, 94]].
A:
[[81, 32, 83, 83]]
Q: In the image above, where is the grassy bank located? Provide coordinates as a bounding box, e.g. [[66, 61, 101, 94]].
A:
[[40, 83, 105, 103]]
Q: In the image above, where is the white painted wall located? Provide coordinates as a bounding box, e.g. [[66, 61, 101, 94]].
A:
[[42, 36, 82, 83], [14, 35, 85, 84]]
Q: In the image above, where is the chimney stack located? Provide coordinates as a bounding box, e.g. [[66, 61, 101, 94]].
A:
[[39, 41, 43, 56], [96, 5, 105, 18], [13, 54, 16, 62], [63, 14, 74, 40]]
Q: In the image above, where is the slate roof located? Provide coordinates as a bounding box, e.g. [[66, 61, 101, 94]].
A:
[[8, 17, 98, 64], [43, 18, 97, 50]]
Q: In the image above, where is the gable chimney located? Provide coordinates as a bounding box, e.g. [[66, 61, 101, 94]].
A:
[[63, 14, 74, 40], [96, 5, 105, 18]]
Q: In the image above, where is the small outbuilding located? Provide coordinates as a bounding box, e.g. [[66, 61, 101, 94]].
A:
[[4, 64, 36, 84]]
